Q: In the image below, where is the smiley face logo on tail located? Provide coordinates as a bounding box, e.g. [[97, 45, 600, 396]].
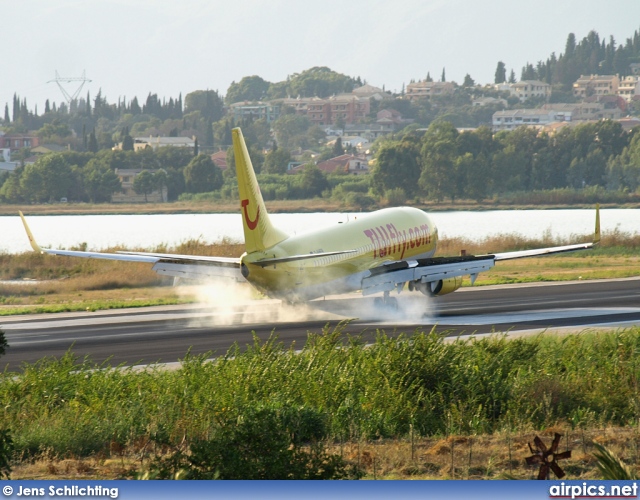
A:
[[241, 199, 260, 230]]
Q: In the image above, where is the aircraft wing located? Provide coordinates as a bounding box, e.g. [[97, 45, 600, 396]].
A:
[[19, 212, 243, 281], [360, 205, 600, 296], [361, 255, 496, 296]]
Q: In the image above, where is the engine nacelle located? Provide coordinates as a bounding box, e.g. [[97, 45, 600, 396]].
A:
[[411, 276, 463, 296]]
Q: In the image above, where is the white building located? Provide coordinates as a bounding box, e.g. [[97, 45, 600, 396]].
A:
[[618, 76, 640, 103], [492, 108, 574, 131], [511, 80, 551, 102], [0, 149, 18, 173]]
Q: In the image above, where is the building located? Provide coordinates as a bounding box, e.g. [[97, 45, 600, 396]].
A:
[[266, 84, 387, 127], [133, 136, 195, 152], [581, 95, 625, 119], [113, 136, 196, 152], [303, 95, 371, 127], [210, 150, 228, 171], [617, 76, 640, 102], [339, 136, 370, 152], [288, 153, 369, 175], [0, 149, 18, 172], [472, 96, 507, 107], [511, 80, 551, 102], [573, 75, 620, 98], [492, 108, 575, 131], [0, 133, 39, 151], [229, 101, 280, 123], [351, 84, 387, 101], [111, 168, 167, 203], [405, 81, 455, 101], [31, 144, 67, 155]]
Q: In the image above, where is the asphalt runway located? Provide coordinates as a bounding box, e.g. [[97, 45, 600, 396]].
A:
[[1, 277, 639, 371]]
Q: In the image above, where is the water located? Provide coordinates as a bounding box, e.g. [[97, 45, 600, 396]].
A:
[[1, 209, 636, 254]]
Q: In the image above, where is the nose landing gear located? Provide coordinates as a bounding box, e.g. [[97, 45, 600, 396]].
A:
[[373, 291, 398, 310]]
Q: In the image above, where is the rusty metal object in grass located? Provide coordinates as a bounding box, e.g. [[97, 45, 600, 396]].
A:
[[525, 433, 571, 480]]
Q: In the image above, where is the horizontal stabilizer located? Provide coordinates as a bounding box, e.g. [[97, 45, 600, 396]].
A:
[[254, 250, 357, 267], [117, 251, 241, 267]]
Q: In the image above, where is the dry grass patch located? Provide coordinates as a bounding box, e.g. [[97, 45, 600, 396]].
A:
[[10, 426, 640, 480]]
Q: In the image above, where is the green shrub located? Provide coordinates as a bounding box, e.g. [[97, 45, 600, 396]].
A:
[[145, 405, 362, 480]]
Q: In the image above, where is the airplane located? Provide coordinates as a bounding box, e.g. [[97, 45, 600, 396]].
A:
[[19, 127, 601, 310]]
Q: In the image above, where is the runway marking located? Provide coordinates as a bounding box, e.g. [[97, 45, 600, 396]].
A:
[[363, 307, 640, 327]]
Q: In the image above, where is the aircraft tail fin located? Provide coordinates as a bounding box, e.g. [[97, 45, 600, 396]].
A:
[[232, 128, 287, 253]]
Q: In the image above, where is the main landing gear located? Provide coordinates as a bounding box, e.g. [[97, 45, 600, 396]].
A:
[[373, 291, 398, 310]]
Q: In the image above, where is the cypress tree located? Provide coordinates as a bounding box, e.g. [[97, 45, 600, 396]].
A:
[[494, 61, 507, 84], [88, 129, 98, 153]]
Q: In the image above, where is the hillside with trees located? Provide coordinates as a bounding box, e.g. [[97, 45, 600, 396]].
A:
[[2, 28, 640, 208]]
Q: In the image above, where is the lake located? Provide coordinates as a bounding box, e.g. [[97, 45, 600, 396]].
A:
[[0, 209, 637, 254]]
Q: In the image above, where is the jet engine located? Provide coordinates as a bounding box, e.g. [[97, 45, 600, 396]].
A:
[[409, 276, 463, 296]]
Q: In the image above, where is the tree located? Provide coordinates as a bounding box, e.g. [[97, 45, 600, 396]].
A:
[[371, 137, 422, 197], [494, 61, 507, 84], [185, 90, 224, 122], [419, 122, 459, 202], [508, 69, 516, 84], [0, 167, 25, 203], [462, 74, 475, 87], [606, 131, 640, 191], [272, 114, 310, 149], [287, 67, 357, 98], [133, 170, 154, 202], [153, 169, 168, 202], [88, 129, 98, 153], [225, 76, 270, 105], [332, 137, 344, 157], [300, 164, 329, 197], [184, 154, 223, 193], [441, 68, 446, 82], [263, 148, 292, 174], [83, 159, 122, 202], [20, 154, 77, 203], [121, 127, 134, 151], [37, 119, 71, 142], [205, 119, 214, 149]]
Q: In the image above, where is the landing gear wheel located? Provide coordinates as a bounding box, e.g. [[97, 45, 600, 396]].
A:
[[374, 292, 398, 311]]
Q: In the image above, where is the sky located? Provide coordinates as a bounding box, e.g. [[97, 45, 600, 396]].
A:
[[3, 0, 640, 113]]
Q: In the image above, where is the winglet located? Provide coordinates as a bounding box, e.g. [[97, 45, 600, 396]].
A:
[[19, 211, 43, 253], [594, 203, 601, 245]]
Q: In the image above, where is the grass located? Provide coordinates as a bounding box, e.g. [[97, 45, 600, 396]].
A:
[[1, 215, 638, 479], [4, 326, 640, 479], [0, 238, 244, 314]]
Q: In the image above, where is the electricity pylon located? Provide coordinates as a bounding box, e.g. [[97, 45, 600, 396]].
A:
[[47, 70, 92, 105]]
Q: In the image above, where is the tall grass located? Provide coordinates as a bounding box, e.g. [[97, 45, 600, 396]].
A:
[[3, 229, 638, 285], [0, 238, 245, 300], [2, 326, 640, 459], [492, 187, 640, 206]]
